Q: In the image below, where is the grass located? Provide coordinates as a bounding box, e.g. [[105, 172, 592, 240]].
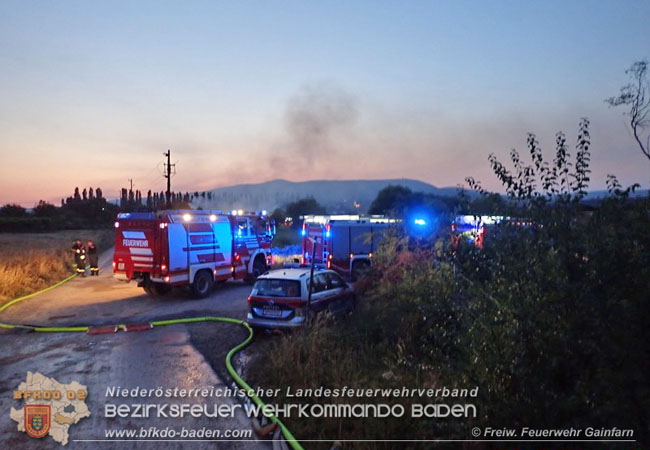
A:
[[245, 246, 472, 448], [247, 315, 431, 449], [0, 229, 113, 306]]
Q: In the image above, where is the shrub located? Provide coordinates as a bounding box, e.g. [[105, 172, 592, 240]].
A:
[[249, 121, 650, 446]]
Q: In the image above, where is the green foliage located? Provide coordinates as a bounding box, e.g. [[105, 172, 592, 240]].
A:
[[450, 197, 650, 438], [0, 216, 54, 232], [606, 60, 650, 161], [367, 185, 413, 215], [284, 197, 326, 224], [0, 198, 118, 232], [272, 226, 301, 248], [0, 203, 27, 217], [59, 197, 118, 228], [467, 118, 592, 205], [252, 122, 650, 446], [368, 185, 461, 225], [33, 200, 57, 217], [270, 207, 285, 225]]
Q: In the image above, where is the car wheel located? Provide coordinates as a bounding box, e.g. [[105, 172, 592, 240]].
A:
[[192, 271, 213, 298], [246, 257, 267, 285], [144, 282, 171, 297]]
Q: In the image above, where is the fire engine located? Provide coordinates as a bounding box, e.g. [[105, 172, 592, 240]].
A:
[[300, 215, 398, 280], [113, 210, 275, 297], [451, 215, 532, 248]]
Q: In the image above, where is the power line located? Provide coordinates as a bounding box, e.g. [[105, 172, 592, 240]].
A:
[[164, 150, 176, 207]]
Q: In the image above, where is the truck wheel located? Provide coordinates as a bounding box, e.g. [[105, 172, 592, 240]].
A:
[[246, 257, 267, 285], [351, 260, 371, 282], [144, 283, 171, 297], [192, 270, 213, 298]]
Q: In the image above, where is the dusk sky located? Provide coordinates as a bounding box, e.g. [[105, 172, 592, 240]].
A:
[[1, 0, 649, 206]]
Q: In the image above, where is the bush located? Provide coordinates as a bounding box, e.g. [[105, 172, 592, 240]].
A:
[[249, 121, 650, 446], [272, 226, 302, 248], [0, 203, 27, 217], [0, 216, 54, 232]]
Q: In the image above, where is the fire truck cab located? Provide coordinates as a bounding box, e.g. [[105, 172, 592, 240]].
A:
[[113, 210, 274, 297], [300, 215, 398, 280]]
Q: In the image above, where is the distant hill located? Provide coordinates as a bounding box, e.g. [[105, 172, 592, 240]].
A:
[[192, 178, 462, 213]]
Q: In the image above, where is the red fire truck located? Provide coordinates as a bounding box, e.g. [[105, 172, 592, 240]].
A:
[[113, 210, 274, 297], [300, 215, 398, 280], [451, 215, 532, 248]]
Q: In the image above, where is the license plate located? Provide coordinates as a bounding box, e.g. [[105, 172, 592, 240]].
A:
[[262, 307, 282, 317]]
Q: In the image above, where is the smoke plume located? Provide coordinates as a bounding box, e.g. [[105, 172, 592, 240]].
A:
[[282, 82, 359, 163]]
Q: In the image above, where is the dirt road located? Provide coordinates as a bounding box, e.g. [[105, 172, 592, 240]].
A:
[[0, 250, 271, 449]]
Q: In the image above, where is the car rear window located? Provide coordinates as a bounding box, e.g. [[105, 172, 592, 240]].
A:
[[252, 279, 301, 298]]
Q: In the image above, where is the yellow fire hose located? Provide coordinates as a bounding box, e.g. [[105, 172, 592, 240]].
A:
[[0, 272, 304, 450]]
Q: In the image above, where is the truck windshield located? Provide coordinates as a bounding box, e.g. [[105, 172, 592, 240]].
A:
[[251, 279, 301, 298]]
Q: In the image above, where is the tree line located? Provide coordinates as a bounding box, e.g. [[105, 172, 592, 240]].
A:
[[118, 188, 213, 211]]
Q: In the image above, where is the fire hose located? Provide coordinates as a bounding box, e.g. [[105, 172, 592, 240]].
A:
[[0, 273, 305, 450]]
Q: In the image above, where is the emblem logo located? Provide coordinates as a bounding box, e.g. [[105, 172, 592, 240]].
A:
[[25, 405, 51, 438]]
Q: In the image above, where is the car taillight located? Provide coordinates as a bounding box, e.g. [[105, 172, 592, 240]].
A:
[[247, 296, 252, 305], [112, 261, 116, 269], [161, 264, 168, 273]]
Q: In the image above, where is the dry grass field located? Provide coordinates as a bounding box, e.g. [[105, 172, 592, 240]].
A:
[[0, 229, 112, 305]]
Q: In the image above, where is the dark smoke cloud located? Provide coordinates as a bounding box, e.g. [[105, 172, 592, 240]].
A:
[[280, 82, 359, 165], [286, 83, 358, 155]]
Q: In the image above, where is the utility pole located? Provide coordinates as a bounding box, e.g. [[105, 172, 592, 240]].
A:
[[163, 150, 175, 208]]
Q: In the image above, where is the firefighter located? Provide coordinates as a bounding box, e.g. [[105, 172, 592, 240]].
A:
[[71, 239, 87, 276], [87, 240, 99, 275]]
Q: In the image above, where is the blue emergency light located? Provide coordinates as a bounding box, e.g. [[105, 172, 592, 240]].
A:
[[407, 210, 437, 238]]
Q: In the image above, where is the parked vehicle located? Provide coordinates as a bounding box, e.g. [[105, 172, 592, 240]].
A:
[[300, 215, 398, 280], [246, 268, 355, 329], [113, 210, 275, 297]]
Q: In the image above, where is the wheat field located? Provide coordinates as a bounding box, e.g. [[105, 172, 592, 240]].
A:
[[0, 230, 112, 305]]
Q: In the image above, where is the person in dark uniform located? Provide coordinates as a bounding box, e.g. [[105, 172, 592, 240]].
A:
[[71, 239, 87, 276], [87, 240, 99, 276]]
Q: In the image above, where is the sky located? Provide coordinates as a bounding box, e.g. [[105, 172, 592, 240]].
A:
[[1, 0, 649, 206]]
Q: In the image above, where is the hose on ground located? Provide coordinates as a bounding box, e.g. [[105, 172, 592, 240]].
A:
[[0, 273, 305, 450]]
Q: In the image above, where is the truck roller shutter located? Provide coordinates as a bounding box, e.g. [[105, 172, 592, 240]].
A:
[[350, 225, 372, 254]]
